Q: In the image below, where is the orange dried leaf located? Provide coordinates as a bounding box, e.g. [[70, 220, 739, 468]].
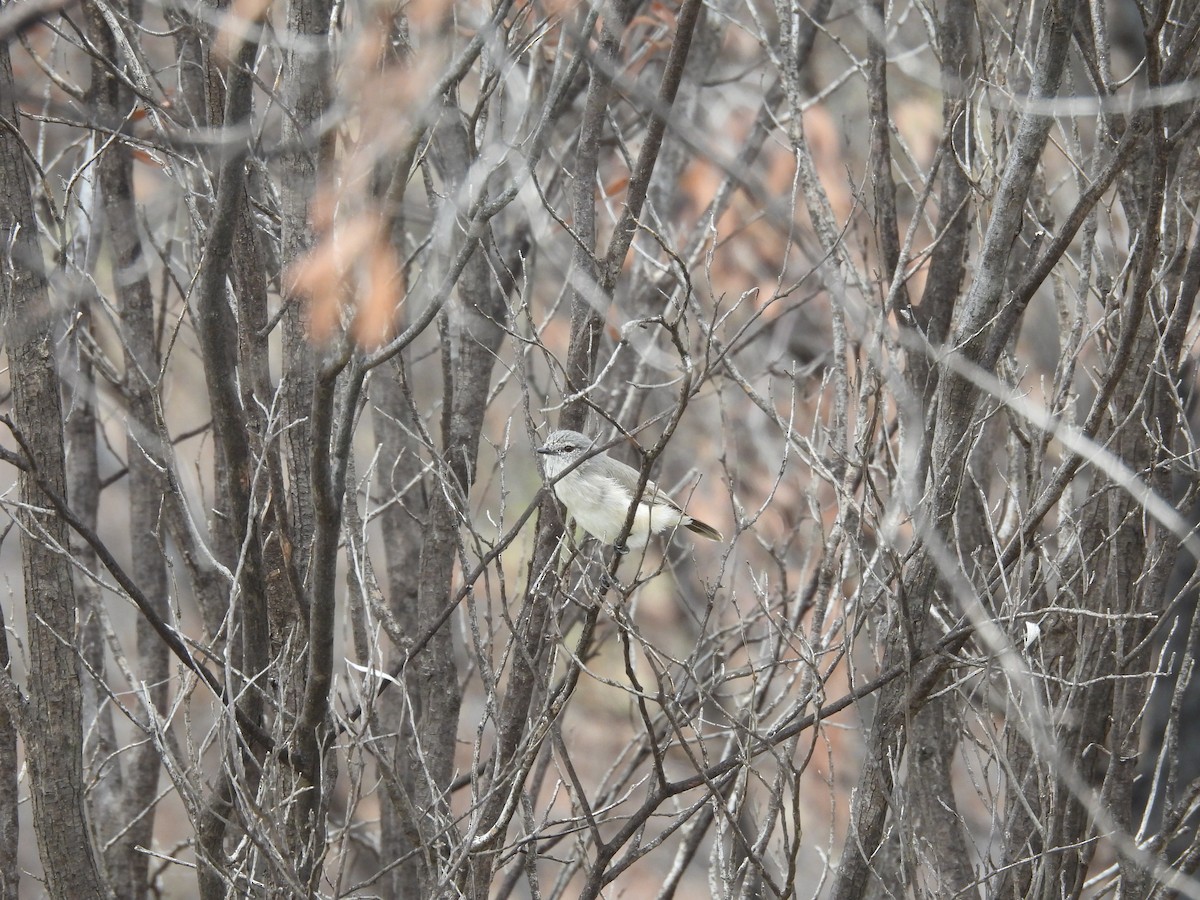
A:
[[351, 243, 405, 349]]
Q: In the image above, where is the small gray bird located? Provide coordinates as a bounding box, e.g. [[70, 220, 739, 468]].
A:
[[536, 429, 723, 551]]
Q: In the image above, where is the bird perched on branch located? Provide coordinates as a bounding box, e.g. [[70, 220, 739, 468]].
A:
[[536, 429, 723, 552]]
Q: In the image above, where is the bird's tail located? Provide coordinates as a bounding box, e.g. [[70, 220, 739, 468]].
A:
[[685, 517, 723, 542]]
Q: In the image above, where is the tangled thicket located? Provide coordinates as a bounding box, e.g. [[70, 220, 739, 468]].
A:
[[2, 0, 1200, 897]]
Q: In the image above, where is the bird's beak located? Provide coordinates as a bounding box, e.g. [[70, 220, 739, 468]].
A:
[[535, 446, 551, 455]]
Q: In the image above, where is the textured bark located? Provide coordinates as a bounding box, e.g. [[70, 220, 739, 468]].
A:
[[562, 1, 629, 431], [832, 4, 1080, 897], [193, 8, 267, 664], [0, 599, 17, 900], [865, 0, 905, 314], [274, 6, 336, 867], [829, 562, 933, 900], [908, 695, 977, 897], [191, 5, 274, 888], [232, 190, 302, 652], [903, 0, 986, 844], [83, 2, 170, 893], [906, 0, 975, 396], [952, 0, 1081, 378], [195, 773, 235, 900], [293, 354, 345, 890], [279, 0, 336, 582], [0, 40, 106, 900], [63, 152, 118, 900], [372, 358, 428, 898], [407, 99, 507, 895], [160, 0, 240, 634]]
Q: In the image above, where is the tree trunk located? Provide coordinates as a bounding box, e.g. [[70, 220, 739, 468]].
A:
[[0, 39, 107, 900]]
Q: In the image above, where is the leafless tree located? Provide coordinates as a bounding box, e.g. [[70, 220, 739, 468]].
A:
[[1, 0, 1199, 897]]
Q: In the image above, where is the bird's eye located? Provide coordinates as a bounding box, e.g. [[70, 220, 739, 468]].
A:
[[563, 444, 576, 452]]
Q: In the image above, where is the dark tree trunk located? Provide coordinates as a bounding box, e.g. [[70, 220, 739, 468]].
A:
[[0, 39, 107, 900]]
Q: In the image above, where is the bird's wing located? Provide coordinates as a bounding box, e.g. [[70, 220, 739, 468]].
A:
[[640, 479, 684, 513]]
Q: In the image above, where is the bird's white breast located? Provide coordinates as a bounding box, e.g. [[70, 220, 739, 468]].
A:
[[554, 472, 684, 549]]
